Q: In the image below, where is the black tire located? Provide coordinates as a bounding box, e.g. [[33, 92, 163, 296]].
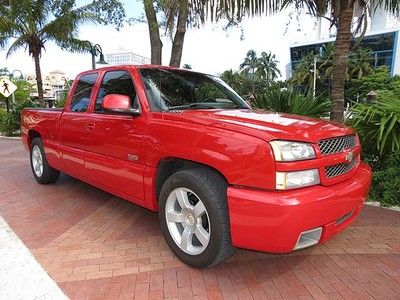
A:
[[30, 137, 60, 184], [159, 168, 236, 268]]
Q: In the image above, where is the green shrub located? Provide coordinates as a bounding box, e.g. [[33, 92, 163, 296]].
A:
[[368, 151, 400, 207], [55, 89, 69, 108], [252, 86, 330, 118], [350, 90, 400, 155], [349, 90, 400, 207], [0, 100, 36, 136]]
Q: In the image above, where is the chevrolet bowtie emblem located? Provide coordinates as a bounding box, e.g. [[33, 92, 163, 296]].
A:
[[128, 154, 139, 161], [345, 151, 355, 162]]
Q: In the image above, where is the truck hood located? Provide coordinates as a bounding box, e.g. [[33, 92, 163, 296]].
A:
[[165, 109, 354, 143]]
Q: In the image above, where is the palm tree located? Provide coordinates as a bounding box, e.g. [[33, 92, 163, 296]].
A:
[[256, 51, 281, 85], [240, 50, 258, 79], [240, 50, 259, 93], [220, 69, 244, 92], [0, 0, 107, 106], [291, 52, 316, 94], [349, 48, 374, 79], [206, 0, 400, 122], [318, 43, 335, 80]]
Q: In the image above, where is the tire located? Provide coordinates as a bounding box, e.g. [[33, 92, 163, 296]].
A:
[[159, 168, 236, 268], [30, 137, 60, 184]]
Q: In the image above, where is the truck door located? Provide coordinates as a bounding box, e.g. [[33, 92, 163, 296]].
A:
[[60, 73, 98, 180], [84, 70, 146, 205]]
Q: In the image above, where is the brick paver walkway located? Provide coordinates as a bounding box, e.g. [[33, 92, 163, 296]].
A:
[[1, 137, 399, 299]]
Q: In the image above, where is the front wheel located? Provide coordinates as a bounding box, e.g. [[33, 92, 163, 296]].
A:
[[30, 137, 60, 184], [159, 168, 236, 268]]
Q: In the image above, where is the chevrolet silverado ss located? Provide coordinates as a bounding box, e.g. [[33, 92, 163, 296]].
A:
[[21, 65, 372, 268]]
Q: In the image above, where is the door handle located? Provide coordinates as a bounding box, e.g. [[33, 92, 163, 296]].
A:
[[85, 123, 95, 132]]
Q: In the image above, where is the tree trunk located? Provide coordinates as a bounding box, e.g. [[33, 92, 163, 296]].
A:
[[169, 0, 189, 67], [143, 0, 163, 65], [330, 2, 354, 122], [33, 51, 45, 107]]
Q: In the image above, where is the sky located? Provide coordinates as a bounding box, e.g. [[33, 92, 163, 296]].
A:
[[0, 0, 324, 80]]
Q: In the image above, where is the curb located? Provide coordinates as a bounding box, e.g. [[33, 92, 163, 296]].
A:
[[365, 201, 400, 212], [0, 136, 21, 140]]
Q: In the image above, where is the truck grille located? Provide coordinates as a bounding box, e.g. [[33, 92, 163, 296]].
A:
[[318, 135, 356, 155], [325, 159, 358, 178]]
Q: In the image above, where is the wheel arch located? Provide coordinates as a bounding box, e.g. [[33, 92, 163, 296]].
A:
[[28, 130, 41, 149], [154, 157, 229, 202]]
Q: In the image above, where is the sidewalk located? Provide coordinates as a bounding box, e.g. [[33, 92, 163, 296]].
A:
[[0, 215, 67, 300]]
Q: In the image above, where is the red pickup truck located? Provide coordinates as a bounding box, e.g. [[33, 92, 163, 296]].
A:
[[22, 65, 372, 268]]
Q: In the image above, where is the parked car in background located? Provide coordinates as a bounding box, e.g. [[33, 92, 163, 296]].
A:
[[21, 65, 372, 268]]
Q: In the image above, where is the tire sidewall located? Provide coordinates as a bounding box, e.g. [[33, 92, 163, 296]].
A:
[[30, 138, 50, 184], [159, 170, 226, 268]]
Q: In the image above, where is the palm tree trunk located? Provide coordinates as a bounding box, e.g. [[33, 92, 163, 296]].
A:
[[143, 0, 163, 65], [169, 0, 189, 67], [33, 51, 45, 107], [330, 3, 354, 122]]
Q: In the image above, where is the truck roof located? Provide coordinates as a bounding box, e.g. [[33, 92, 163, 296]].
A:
[[76, 64, 193, 78]]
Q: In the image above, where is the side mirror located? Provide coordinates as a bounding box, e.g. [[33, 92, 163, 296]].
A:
[[101, 94, 140, 115]]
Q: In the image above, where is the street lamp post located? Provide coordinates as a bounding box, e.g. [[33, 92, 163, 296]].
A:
[[83, 41, 108, 69], [312, 57, 317, 98]]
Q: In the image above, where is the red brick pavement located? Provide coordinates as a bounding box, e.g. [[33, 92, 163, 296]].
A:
[[1, 137, 399, 299]]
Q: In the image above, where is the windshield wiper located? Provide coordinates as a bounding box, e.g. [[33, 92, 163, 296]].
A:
[[167, 103, 218, 111]]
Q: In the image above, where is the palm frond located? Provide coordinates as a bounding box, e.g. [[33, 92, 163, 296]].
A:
[[252, 85, 330, 117], [5, 36, 26, 57]]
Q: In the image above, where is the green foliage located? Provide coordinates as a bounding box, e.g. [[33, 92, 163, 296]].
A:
[[349, 87, 400, 207], [240, 50, 281, 84], [0, 79, 33, 104], [0, 0, 120, 57], [368, 151, 400, 207], [0, 100, 37, 136], [350, 90, 400, 155], [348, 47, 375, 80], [291, 52, 316, 94], [255, 51, 281, 83], [220, 69, 244, 92], [291, 46, 375, 97], [55, 90, 69, 108], [0, 0, 125, 101], [346, 67, 391, 102], [195, 83, 225, 101], [252, 86, 330, 118], [220, 50, 282, 100]]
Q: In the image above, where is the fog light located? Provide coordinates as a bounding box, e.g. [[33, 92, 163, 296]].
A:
[[276, 169, 320, 190]]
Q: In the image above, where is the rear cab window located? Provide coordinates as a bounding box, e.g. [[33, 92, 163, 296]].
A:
[[70, 73, 98, 112]]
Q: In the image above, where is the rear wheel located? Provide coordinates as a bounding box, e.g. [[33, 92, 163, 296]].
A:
[[30, 137, 60, 184], [159, 168, 236, 268]]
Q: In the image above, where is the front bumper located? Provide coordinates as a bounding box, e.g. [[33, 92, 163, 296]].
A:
[[227, 162, 372, 253]]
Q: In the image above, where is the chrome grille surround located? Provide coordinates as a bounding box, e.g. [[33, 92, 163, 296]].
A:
[[325, 159, 358, 178], [318, 135, 357, 156]]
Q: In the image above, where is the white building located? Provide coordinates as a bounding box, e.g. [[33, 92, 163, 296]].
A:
[[288, 7, 400, 78], [26, 70, 70, 99], [105, 49, 150, 66]]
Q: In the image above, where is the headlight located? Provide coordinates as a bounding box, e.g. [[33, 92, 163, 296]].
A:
[[276, 169, 320, 190], [270, 141, 316, 162]]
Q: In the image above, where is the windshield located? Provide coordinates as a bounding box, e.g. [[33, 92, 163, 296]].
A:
[[139, 68, 250, 112]]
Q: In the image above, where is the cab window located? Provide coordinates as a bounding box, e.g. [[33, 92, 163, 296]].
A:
[[95, 70, 139, 112], [70, 73, 98, 112]]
